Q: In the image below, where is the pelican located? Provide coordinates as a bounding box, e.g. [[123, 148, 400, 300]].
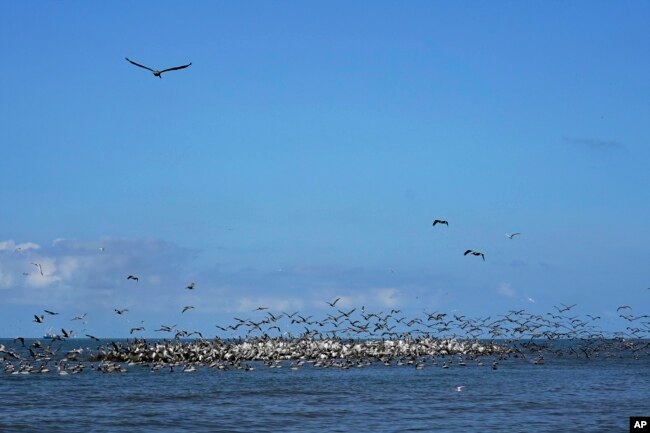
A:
[[130, 326, 145, 334], [31, 262, 43, 276], [463, 250, 485, 261], [125, 57, 192, 78], [325, 298, 341, 307]]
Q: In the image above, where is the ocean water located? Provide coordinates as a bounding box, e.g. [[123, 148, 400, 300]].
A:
[[0, 339, 647, 433]]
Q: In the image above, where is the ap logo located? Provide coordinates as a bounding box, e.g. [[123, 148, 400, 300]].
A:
[[631, 417, 650, 431]]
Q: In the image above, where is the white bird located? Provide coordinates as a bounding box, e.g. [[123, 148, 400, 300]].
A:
[[456, 386, 465, 392], [506, 233, 521, 239]]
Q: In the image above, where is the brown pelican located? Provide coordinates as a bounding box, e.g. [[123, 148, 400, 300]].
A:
[[125, 57, 192, 78], [31, 262, 43, 275], [463, 250, 485, 261], [326, 297, 341, 307], [130, 326, 145, 334]]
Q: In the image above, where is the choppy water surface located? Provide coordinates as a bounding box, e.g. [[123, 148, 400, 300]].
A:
[[0, 339, 648, 433]]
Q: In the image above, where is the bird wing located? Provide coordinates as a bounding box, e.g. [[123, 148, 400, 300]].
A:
[[159, 62, 192, 73], [463, 250, 472, 255], [125, 57, 155, 72]]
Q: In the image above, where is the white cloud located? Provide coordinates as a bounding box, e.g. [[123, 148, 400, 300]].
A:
[[0, 237, 198, 308], [0, 240, 40, 252], [330, 288, 402, 309], [497, 282, 517, 298]]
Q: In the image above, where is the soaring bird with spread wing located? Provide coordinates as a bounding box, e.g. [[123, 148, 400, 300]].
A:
[[125, 57, 192, 78]]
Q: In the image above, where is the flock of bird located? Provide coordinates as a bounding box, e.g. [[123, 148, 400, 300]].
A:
[[3, 58, 647, 377], [2, 298, 649, 376]]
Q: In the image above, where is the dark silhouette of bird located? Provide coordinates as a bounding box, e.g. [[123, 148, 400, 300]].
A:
[[125, 57, 192, 78], [31, 262, 43, 276], [506, 233, 521, 239], [464, 250, 485, 261], [130, 326, 145, 334], [432, 220, 448, 227], [127, 275, 139, 282], [33, 315, 44, 323], [182, 306, 195, 313], [44, 310, 59, 316], [326, 297, 341, 307], [114, 309, 128, 315], [186, 282, 195, 290]]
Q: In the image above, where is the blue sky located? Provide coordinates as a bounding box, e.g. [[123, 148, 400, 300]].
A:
[[1, 2, 649, 337]]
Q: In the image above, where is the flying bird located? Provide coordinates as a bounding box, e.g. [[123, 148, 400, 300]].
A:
[[506, 233, 521, 239], [44, 310, 59, 315], [186, 282, 195, 290], [130, 326, 145, 335], [326, 297, 341, 307], [72, 313, 87, 321], [33, 315, 44, 324], [114, 309, 128, 315], [432, 220, 448, 227], [456, 386, 465, 392], [125, 57, 192, 78], [464, 250, 485, 261], [182, 306, 195, 314], [31, 262, 43, 276], [127, 275, 139, 282]]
